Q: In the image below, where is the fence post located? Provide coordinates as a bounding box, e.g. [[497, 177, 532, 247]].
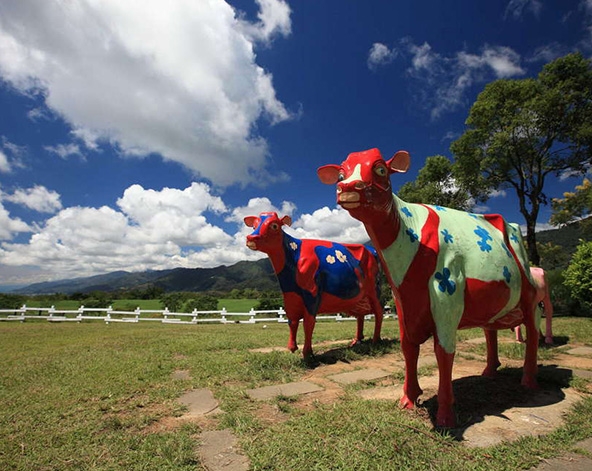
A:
[[135, 307, 141, 322], [191, 308, 198, 323], [77, 305, 84, 321], [19, 304, 26, 322], [163, 307, 169, 322], [221, 307, 227, 324], [278, 307, 285, 322], [48, 305, 55, 320], [249, 307, 256, 323]]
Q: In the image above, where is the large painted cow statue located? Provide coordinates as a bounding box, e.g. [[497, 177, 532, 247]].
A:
[[515, 267, 554, 344], [244, 211, 384, 358], [318, 148, 539, 427]]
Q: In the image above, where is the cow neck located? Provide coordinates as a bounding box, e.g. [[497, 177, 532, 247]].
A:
[[362, 193, 401, 251], [266, 231, 300, 277]]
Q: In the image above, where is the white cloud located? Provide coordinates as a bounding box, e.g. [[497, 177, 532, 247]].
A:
[[504, 0, 543, 20], [397, 40, 525, 119], [44, 143, 84, 160], [0, 202, 31, 240], [0, 150, 10, 173], [0, 0, 293, 187], [0, 184, 310, 283], [367, 43, 396, 70], [3, 185, 63, 213], [291, 206, 368, 243]]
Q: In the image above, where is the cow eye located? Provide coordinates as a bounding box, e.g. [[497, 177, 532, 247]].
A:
[[337, 173, 345, 182], [374, 166, 387, 177], [270, 223, 279, 231]]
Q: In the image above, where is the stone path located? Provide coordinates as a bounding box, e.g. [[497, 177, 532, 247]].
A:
[[170, 340, 592, 470]]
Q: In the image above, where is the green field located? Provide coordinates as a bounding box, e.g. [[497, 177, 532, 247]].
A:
[[1, 318, 592, 470]]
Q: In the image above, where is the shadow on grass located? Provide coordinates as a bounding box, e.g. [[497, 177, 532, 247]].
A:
[[303, 338, 400, 368], [418, 365, 573, 440]]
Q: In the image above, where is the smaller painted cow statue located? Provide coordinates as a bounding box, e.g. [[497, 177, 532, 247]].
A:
[[515, 267, 554, 344], [244, 212, 383, 358]]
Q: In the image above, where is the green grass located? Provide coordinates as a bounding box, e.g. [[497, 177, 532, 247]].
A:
[[1, 318, 591, 470]]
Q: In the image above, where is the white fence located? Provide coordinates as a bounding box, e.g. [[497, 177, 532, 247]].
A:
[[0, 304, 392, 325]]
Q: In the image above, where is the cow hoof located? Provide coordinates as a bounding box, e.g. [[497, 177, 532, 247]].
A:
[[545, 337, 554, 345], [399, 395, 417, 410], [349, 338, 362, 347], [288, 345, 298, 353]]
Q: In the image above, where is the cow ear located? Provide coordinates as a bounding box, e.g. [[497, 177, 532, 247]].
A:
[[317, 165, 340, 184], [281, 215, 292, 227], [244, 216, 258, 228], [386, 151, 410, 174]]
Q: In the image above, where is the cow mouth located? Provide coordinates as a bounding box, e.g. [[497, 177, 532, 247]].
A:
[[338, 191, 364, 210], [341, 202, 361, 209], [246, 240, 257, 250]]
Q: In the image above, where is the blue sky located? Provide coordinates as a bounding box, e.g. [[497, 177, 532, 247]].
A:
[[0, 0, 591, 288]]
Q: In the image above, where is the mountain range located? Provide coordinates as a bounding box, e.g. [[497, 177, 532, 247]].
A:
[[9, 218, 591, 295]]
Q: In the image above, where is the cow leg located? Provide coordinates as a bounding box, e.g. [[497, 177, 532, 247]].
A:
[[286, 314, 299, 353], [514, 325, 524, 343], [482, 329, 501, 377], [434, 338, 456, 428], [399, 335, 423, 409], [350, 315, 364, 346], [522, 318, 539, 389], [370, 297, 383, 344], [302, 314, 316, 359]]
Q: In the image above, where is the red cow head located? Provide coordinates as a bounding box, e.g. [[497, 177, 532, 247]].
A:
[[317, 148, 410, 220], [244, 212, 292, 254]]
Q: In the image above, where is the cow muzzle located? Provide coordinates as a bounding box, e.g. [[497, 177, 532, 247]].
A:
[[246, 239, 257, 250]]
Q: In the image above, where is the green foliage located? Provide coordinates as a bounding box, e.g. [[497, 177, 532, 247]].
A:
[[182, 294, 218, 312], [563, 240, 592, 314], [0, 293, 26, 309], [451, 52, 592, 265], [398, 155, 473, 210], [551, 178, 592, 232], [254, 291, 283, 310]]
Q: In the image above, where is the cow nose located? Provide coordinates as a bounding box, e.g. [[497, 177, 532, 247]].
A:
[[354, 181, 366, 190]]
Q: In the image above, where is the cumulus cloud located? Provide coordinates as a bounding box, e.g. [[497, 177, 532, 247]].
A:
[[0, 150, 10, 173], [44, 143, 84, 160], [0, 0, 293, 187], [504, 0, 543, 20], [0, 202, 31, 240], [3, 185, 63, 213], [394, 39, 525, 119], [291, 207, 367, 243], [367, 43, 396, 70]]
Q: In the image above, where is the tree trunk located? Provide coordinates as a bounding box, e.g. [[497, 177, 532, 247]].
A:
[[525, 216, 540, 266]]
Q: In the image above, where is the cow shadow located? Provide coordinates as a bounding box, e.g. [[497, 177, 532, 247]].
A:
[[418, 365, 573, 439], [304, 338, 399, 367]]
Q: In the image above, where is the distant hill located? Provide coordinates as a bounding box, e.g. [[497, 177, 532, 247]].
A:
[[11, 218, 591, 295], [13, 259, 279, 295]]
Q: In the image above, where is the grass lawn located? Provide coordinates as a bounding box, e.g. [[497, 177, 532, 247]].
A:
[[1, 318, 591, 470]]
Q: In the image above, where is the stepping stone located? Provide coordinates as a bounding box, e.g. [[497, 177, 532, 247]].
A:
[[199, 429, 249, 471], [572, 368, 592, 380], [327, 368, 390, 385], [246, 381, 323, 400], [178, 389, 219, 416], [566, 346, 592, 357], [171, 369, 191, 380]]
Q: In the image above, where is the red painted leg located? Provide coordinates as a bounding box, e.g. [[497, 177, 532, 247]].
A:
[[434, 339, 456, 428], [399, 335, 422, 409], [522, 319, 539, 389], [514, 325, 524, 343], [370, 298, 383, 344], [302, 314, 316, 359], [482, 329, 501, 377], [286, 315, 299, 353], [350, 315, 364, 346]]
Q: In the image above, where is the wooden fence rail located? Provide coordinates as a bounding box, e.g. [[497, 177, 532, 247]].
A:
[[0, 305, 392, 325]]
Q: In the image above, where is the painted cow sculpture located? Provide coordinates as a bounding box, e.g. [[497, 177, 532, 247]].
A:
[[515, 267, 554, 344], [318, 148, 539, 427], [244, 211, 383, 358]]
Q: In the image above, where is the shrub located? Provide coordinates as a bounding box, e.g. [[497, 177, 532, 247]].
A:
[[563, 240, 592, 315]]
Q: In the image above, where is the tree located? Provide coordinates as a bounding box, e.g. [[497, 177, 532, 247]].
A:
[[398, 155, 473, 210], [451, 53, 592, 265], [550, 178, 592, 232], [254, 291, 283, 310], [563, 240, 592, 315], [183, 294, 218, 312]]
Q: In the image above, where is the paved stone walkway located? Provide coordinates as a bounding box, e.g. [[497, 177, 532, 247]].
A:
[[171, 340, 592, 470]]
